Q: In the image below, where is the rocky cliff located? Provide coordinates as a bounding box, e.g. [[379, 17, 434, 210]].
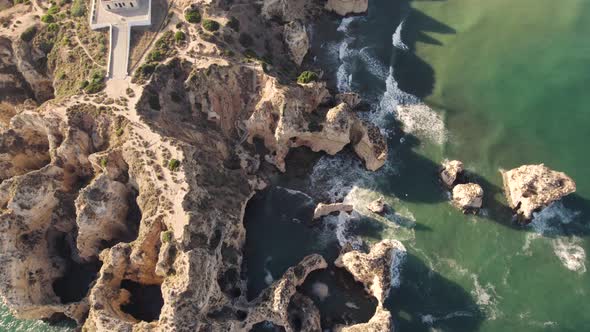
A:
[[0, 0, 394, 331]]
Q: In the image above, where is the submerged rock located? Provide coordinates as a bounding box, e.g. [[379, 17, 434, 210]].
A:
[[502, 164, 576, 221], [367, 196, 387, 215], [325, 0, 369, 16], [452, 183, 484, 213], [440, 159, 464, 188], [313, 202, 354, 219]]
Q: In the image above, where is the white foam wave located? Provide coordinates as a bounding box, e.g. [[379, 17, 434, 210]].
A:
[[359, 47, 389, 81], [264, 256, 274, 285], [526, 202, 586, 273], [392, 19, 409, 50], [552, 237, 586, 273], [395, 103, 448, 145], [471, 275, 501, 320], [337, 17, 358, 33], [311, 282, 330, 301], [421, 311, 474, 325]]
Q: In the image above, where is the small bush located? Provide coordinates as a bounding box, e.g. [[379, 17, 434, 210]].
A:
[[238, 33, 253, 48], [202, 19, 220, 32], [139, 63, 157, 76], [47, 22, 59, 32], [41, 14, 55, 23], [70, 0, 85, 17], [184, 9, 201, 24], [297, 71, 319, 84], [148, 50, 163, 62], [20, 26, 37, 42], [227, 16, 239, 32], [116, 128, 124, 136], [79, 80, 89, 89], [47, 5, 59, 15], [100, 158, 108, 167], [84, 70, 106, 94], [168, 159, 180, 171], [162, 230, 173, 243], [174, 30, 185, 42], [148, 94, 161, 110]]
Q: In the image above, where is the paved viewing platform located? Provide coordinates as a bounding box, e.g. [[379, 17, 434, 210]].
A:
[[89, 0, 151, 80]]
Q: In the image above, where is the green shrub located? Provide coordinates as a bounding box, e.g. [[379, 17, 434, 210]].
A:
[[138, 62, 157, 77], [39, 41, 54, 54], [70, 0, 85, 17], [168, 159, 180, 171], [47, 5, 59, 15], [148, 50, 163, 62], [79, 80, 89, 89], [238, 33, 253, 48], [47, 22, 59, 32], [227, 16, 239, 32], [174, 30, 185, 42], [184, 9, 201, 23], [161, 230, 173, 243], [41, 14, 55, 23], [115, 128, 124, 136], [297, 71, 319, 84], [202, 19, 220, 32], [148, 94, 160, 110], [100, 158, 108, 167], [84, 70, 106, 94], [20, 26, 37, 42]]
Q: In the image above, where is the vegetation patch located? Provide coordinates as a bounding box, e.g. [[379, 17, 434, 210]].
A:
[[84, 70, 106, 94], [174, 30, 185, 42], [20, 26, 37, 42], [297, 71, 319, 84], [168, 159, 180, 171], [238, 33, 253, 48], [202, 19, 220, 32], [70, 0, 86, 17], [227, 17, 239, 32], [184, 8, 201, 24]]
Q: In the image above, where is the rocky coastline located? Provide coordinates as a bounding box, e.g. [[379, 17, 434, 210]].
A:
[[0, 0, 580, 331]]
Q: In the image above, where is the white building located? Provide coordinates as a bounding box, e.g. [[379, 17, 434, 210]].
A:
[[101, 0, 139, 12]]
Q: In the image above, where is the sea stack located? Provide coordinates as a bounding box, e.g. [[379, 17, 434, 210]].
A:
[[452, 183, 484, 213], [440, 159, 464, 188], [501, 164, 576, 222]]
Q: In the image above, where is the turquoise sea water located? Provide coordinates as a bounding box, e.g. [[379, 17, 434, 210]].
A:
[[246, 0, 590, 331]]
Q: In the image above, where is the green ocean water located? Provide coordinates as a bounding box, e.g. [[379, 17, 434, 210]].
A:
[[246, 0, 590, 331]]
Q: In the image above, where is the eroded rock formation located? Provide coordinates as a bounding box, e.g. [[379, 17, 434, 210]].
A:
[[440, 159, 464, 188], [325, 0, 369, 16], [367, 196, 387, 215], [502, 164, 576, 221], [313, 202, 354, 219], [335, 240, 406, 331], [242, 254, 327, 331], [283, 21, 309, 65], [452, 183, 483, 213]]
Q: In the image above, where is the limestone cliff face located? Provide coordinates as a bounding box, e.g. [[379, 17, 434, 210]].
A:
[[175, 61, 387, 172], [325, 0, 369, 16], [283, 21, 309, 66], [502, 164, 576, 221], [0, 106, 119, 323], [0, 36, 54, 105]]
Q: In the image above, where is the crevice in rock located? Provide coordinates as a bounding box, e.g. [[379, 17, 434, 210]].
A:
[[120, 279, 164, 323], [51, 231, 102, 304], [250, 321, 287, 332]]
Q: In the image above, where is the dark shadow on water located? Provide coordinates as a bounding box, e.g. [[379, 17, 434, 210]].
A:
[[388, 253, 484, 332], [393, 0, 456, 98]]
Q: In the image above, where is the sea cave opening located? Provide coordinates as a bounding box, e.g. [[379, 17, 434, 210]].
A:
[[120, 279, 164, 322]]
